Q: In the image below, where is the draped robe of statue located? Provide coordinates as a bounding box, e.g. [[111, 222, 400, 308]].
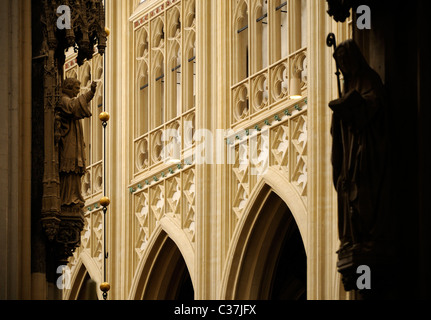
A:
[[329, 40, 390, 257], [57, 86, 95, 216]]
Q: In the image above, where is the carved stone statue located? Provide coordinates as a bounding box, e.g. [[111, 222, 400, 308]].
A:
[[36, 0, 107, 286], [57, 78, 97, 219], [328, 40, 390, 291]]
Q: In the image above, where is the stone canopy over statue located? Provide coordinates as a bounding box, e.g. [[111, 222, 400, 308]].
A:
[[328, 39, 391, 293], [57, 78, 97, 218]]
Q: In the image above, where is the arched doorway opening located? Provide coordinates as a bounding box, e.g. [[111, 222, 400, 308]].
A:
[[65, 255, 102, 300], [139, 232, 194, 300], [76, 273, 99, 300], [268, 210, 307, 300], [224, 188, 307, 300]]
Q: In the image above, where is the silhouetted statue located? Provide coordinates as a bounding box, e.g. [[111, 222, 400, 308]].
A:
[[57, 78, 97, 218], [326, 0, 356, 22], [329, 40, 390, 291]]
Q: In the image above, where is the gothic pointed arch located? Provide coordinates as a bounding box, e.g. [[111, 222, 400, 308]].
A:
[[64, 251, 103, 300], [220, 168, 307, 299], [128, 217, 195, 300]]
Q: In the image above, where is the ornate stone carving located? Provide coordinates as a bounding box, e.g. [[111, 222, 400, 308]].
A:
[[55, 78, 97, 262], [227, 103, 308, 240], [130, 165, 197, 275], [40, 0, 107, 263]]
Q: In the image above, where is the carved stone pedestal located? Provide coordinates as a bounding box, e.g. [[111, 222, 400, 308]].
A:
[[54, 208, 85, 265]]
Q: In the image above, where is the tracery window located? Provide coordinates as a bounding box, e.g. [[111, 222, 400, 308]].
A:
[[137, 27, 149, 137], [151, 16, 165, 129], [134, 0, 196, 176], [228, 0, 309, 240], [231, 0, 308, 127]]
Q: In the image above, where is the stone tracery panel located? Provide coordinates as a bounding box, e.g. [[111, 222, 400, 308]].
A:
[[134, 190, 152, 268], [232, 141, 250, 220], [228, 101, 308, 239], [232, 83, 250, 123], [270, 60, 289, 102], [133, 0, 196, 179], [65, 208, 104, 287], [231, 48, 307, 127], [251, 72, 269, 112], [230, 0, 308, 128], [136, 137, 149, 172], [130, 163, 196, 276], [166, 175, 182, 221], [290, 112, 308, 199], [271, 123, 290, 174], [182, 168, 196, 242], [92, 210, 104, 267]]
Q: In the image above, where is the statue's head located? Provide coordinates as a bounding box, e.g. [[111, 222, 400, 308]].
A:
[[62, 78, 81, 98], [326, 0, 354, 23], [333, 39, 368, 78]]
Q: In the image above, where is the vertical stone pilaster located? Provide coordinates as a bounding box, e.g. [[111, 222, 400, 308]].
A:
[[104, 0, 136, 300], [0, 0, 32, 300], [195, 0, 218, 300], [306, 0, 345, 300], [216, 0, 231, 299]]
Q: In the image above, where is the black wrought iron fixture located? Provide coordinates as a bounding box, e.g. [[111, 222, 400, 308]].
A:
[[99, 108, 110, 300]]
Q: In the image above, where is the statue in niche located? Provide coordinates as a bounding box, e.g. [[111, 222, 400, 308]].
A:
[[57, 78, 97, 219], [328, 39, 390, 291]]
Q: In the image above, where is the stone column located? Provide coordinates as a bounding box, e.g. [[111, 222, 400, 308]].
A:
[[0, 0, 32, 300], [103, 0, 136, 300], [195, 0, 218, 300], [215, 0, 231, 299], [306, 0, 350, 300]]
